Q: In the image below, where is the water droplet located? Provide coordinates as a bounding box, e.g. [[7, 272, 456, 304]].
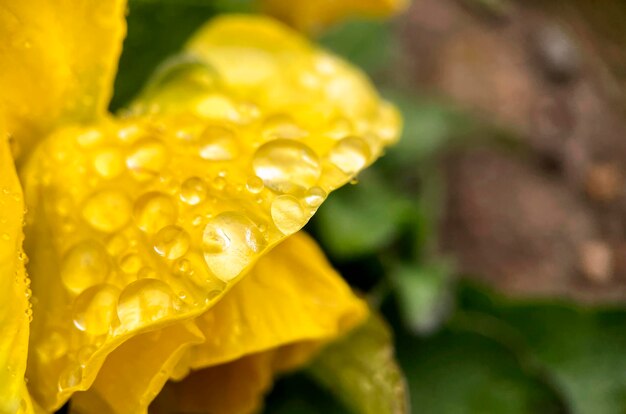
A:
[[117, 279, 177, 328], [58, 366, 83, 391], [328, 136, 370, 174], [72, 284, 120, 335], [253, 139, 321, 191], [153, 225, 190, 260], [212, 176, 227, 190], [120, 253, 143, 275], [203, 212, 266, 282], [246, 176, 264, 194], [61, 241, 111, 295], [126, 139, 168, 181], [179, 177, 207, 205], [133, 192, 177, 234], [93, 148, 124, 178], [173, 258, 193, 277], [76, 129, 103, 147], [106, 234, 128, 256], [262, 114, 306, 139], [271, 195, 306, 235], [82, 190, 131, 233], [198, 125, 238, 161], [304, 187, 327, 207]]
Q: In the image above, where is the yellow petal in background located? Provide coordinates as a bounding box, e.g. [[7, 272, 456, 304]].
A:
[[0, 126, 33, 414], [0, 0, 127, 160], [260, 0, 409, 32], [20, 15, 398, 410], [71, 233, 367, 413]]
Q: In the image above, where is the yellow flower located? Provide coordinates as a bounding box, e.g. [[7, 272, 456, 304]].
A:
[[0, 2, 401, 413], [261, 0, 409, 32]]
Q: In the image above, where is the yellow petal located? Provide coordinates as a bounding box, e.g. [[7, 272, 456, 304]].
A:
[[260, 0, 409, 32], [0, 0, 127, 160], [151, 344, 316, 414], [70, 232, 366, 413], [0, 123, 33, 413], [21, 15, 398, 410]]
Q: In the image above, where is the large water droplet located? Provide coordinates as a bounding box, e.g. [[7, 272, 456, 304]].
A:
[[328, 136, 370, 174], [72, 284, 120, 335], [61, 241, 111, 295], [252, 139, 320, 191], [203, 212, 266, 282], [198, 125, 238, 161], [117, 279, 177, 329], [179, 177, 207, 205], [82, 190, 131, 233], [126, 139, 168, 181], [153, 225, 190, 260], [271, 195, 306, 235], [133, 192, 177, 234]]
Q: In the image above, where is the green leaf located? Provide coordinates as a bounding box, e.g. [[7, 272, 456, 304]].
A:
[[111, 1, 221, 110], [314, 170, 413, 259], [317, 19, 396, 75], [461, 287, 626, 414], [307, 316, 409, 414], [396, 326, 563, 414], [391, 261, 454, 334]]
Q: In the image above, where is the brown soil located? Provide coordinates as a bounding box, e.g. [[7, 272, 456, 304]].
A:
[[399, 0, 626, 302]]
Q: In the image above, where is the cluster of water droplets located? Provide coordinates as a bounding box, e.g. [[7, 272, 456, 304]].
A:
[[22, 48, 400, 401]]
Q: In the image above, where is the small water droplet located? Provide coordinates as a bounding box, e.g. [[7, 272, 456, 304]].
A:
[[198, 125, 238, 161], [126, 139, 168, 181], [253, 139, 320, 191], [245, 176, 264, 194], [61, 241, 111, 295], [93, 148, 124, 178], [72, 284, 120, 335], [304, 187, 327, 207], [179, 177, 207, 205], [328, 136, 370, 174], [203, 212, 266, 282], [119, 253, 143, 275], [153, 225, 190, 260], [212, 176, 227, 191], [82, 190, 131, 233], [271, 195, 306, 235], [117, 279, 177, 329], [133, 192, 177, 234]]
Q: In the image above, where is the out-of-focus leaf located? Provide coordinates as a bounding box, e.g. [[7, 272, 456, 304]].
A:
[[317, 20, 396, 75], [461, 287, 626, 414], [111, 1, 220, 110], [397, 326, 564, 414], [315, 170, 413, 259], [391, 261, 454, 334], [381, 91, 475, 166], [308, 316, 409, 414]]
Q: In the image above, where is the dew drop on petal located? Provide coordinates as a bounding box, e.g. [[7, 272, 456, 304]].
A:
[[133, 192, 177, 234], [116, 279, 177, 329], [202, 212, 266, 282], [153, 225, 190, 260], [304, 186, 327, 207], [119, 253, 143, 275], [179, 177, 207, 205], [252, 139, 321, 191], [198, 125, 238, 161], [82, 190, 131, 233], [58, 366, 83, 392], [271, 195, 306, 235], [126, 138, 168, 181], [61, 241, 111, 295], [328, 136, 371, 174], [72, 284, 120, 335], [245, 176, 264, 194], [93, 148, 124, 178]]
